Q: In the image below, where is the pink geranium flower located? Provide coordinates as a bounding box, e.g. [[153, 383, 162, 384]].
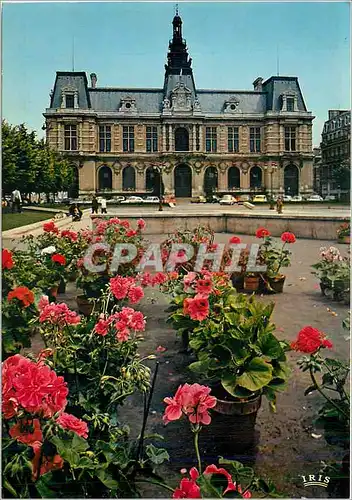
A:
[[163, 383, 216, 425]]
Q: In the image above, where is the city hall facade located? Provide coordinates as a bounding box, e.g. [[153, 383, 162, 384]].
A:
[[44, 13, 315, 199]]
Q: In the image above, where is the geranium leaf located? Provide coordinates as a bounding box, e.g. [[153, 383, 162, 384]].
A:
[[145, 444, 170, 465], [237, 357, 273, 391], [257, 333, 283, 359]]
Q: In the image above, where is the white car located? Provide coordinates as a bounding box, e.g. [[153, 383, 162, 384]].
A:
[[324, 195, 336, 201], [307, 195, 324, 202], [121, 196, 144, 204], [143, 196, 160, 204], [110, 196, 125, 204], [219, 194, 236, 205], [283, 195, 292, 202], [291, 195, 303, 202]]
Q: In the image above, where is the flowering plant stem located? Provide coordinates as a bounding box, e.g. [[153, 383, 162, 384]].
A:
[[309, 365, 349, 419], [194, 429, 202, 474]]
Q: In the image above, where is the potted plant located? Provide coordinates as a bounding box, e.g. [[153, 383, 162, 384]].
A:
[[258, 230, 296, 293], [337, 222, 350, 244], [312, 246, 350, 303], [177, 281, 290, 454]]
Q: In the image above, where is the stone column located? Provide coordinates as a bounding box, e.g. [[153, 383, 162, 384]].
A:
[[136, 166, 145, 192], [169, 124, 173, 152], [241, 169, 250, 189], [199, 126, 203, 152], [193, 124, 196, 152], [162, 124, 166, 152]]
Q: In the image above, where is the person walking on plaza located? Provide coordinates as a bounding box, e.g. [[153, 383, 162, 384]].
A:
[[100, 197, 107, 214], [276, 196, 283, 214], [91, 195, 99, 214], [11, 189, 22, 213]]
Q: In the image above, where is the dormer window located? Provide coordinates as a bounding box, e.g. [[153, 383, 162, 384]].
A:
[[65, 94, 74, 109], [119, 96, 137, 113], [61, 87, 78, 109], [281, 92, 298, 112], [224, 98, 240, 114], [286, 98, 294, 112]]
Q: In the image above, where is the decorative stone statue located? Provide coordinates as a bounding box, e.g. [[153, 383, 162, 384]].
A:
[[163, 97, 170, 109], [193, 98, 201, 110]]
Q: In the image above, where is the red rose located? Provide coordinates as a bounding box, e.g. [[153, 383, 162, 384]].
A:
[[51, 254, 66, 266], [7, 286, 35, 307], [43, 221, 59, 234], [290, 326, 333, 354], [56, 412, 88, 438], [255, 227, 271, 238], [2, 249, 14, 269], [281, 232, 296, 243]]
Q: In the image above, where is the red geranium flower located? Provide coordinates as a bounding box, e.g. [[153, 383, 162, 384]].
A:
[[7, 286, 35, 307], [229, 236, 241, 244], [128, 285, 144, 304], [31, 442, 64, 480], [173, 468, 201, 498], [163, 383, 216, 425], [56, 412, 88, 438], [9, 418, 43, 446], [256, 227, 271, 238], [281, 232, 296, 243], [196, 278, 213, 296], [51, 254, 66, 266], [183, 297, 209, 321], [2, 249, 14, 269], [137, 218, 146, 230], [43, 221, 59, 234], [290, 326, 333, 353]]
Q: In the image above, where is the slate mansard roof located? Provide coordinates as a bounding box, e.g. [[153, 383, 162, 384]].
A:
[[47, 71, 309, 117]]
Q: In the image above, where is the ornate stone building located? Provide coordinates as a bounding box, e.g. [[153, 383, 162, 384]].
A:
[[315, 110, 350, 199], [44, 12, 315, 199]]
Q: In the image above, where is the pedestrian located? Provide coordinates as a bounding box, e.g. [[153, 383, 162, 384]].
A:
[[11, 189, 22, 213], [91, 195, 99, 214], [101, 197, 107, 214], [276, 196, 283, 214]]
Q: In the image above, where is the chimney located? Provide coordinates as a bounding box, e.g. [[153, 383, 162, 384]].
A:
[[253, 77, 263, 92], [90, 73, 97, 88]]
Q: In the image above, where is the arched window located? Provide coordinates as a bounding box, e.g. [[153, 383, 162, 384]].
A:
[[145, 167, 155, 192], [284, 164, 299, 196], [122, 165, 136, 191], [228, 166, 240, 189], [204, 167, 218, 195], [250, 166, 262, 188], [174, 127, 189, 152], [98, 166, 112, 191]]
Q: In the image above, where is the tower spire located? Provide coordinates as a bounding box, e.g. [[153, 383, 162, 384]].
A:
[[175, 3, 178, 16]]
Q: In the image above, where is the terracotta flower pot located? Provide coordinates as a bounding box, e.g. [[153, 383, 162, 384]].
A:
[[48, 286, 58, 302], [268, 275, 286, 293], [243, 275, 260, 292], [76, 295, 93, 317], [202, 386, 262, 457]]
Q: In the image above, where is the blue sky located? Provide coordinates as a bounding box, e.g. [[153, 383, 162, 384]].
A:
[[2, 1, 350, 146]]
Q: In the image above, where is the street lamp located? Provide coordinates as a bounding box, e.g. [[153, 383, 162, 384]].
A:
[[264, 164, 277, 209], [153, 165, 164, 211]]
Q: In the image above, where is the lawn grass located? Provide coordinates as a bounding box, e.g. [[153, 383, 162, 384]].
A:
[[2, 211, 54, 231]]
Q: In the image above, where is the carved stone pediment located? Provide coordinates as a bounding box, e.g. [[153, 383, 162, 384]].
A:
[[171, 83, 192, 112], [224, 97, 240, 114], [119, 95, 137, 113]]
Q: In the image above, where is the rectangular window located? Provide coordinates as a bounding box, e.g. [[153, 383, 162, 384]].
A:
[[146, 126, 158, 152], [249, 127, 261, 153], [99, 125, 111, 152], [286, 98, 294, 112], [284, 127, 296, 151], [228, 127, 239, 153], [123, 126, 134, 152], [65, 94, 74, 109], [196, 125, 200, 151], [206, 127, 217, 153], [64, 125, 77, 151]]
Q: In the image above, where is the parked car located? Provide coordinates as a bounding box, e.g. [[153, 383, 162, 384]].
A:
[[307, 194, 324, 202], [191, 196, 207, 203], [324, 195, 336, 201], [206, 194, 220, 203], [252, 195, 267, 203], [143, 196, 160, 204], [110, 196, 125, 204], [121, 196, 144, 204], [237, 194, 251, 204], [291, 195, 303, 202], [219, 194, 236, 206]]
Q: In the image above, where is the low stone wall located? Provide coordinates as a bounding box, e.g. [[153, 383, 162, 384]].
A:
[[91, 212, 349, 240]]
